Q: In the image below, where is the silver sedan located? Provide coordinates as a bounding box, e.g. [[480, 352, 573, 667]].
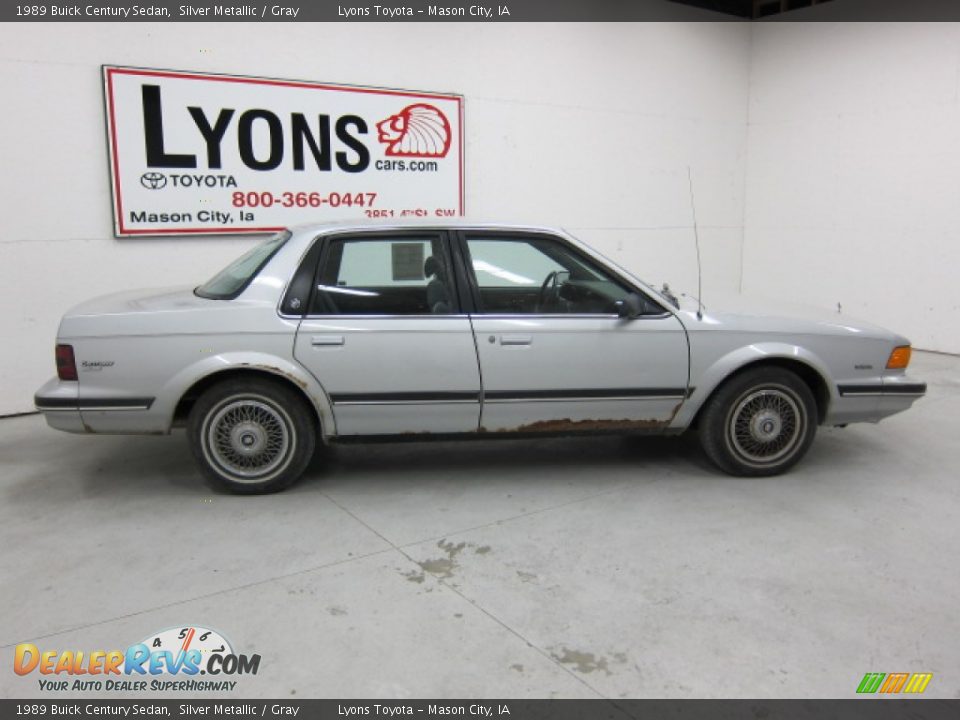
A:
[[35, 222, 926, 493]]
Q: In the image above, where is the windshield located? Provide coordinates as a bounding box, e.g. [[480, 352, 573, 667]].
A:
[[195, 231, 290, 300]]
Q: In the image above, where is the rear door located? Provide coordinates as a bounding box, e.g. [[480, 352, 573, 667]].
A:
[[293, 230, 481, 436], [458, 231, 690, 432]]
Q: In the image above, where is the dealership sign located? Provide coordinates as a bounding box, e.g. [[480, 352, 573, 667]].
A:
[[102, 66, 464, 236]]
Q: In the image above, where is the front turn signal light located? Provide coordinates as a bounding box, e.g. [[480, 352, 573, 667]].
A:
[[886, 345, 912, 370]]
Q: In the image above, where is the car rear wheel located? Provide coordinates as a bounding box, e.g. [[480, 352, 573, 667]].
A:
[[188, 377, 316, 493], [698, 367, 817, 476]]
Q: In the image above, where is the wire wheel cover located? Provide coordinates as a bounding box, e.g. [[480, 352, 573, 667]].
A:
[[205, 398, 293, 480], [728, 386, 803, 465]]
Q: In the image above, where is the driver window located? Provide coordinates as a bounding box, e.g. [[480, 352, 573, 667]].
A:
[[465, 235, 633, 315]]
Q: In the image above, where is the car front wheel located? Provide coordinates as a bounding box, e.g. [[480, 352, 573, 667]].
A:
[[188, 377, 316, 493], [698, 367, 817, 476]]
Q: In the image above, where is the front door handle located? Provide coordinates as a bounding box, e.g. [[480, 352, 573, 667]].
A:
[[311, 335, 345, 346], [500, 334, 533, 346]]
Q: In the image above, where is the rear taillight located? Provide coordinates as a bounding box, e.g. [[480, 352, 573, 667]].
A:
[[56, 344, 78, 381]]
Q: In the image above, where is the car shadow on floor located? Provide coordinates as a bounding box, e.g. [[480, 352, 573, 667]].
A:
[[302, 432, 709, 486], [7, 431, 674, 501], [15, 424, 853, 501]]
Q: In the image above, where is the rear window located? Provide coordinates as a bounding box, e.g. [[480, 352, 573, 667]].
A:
[[195, 231, 290, 300]]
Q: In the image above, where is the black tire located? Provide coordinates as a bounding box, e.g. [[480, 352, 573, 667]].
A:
[[187, 377, 316, 494], [698, 367, 817, 477]]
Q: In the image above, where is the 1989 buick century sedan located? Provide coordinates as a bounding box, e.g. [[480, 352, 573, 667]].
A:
[[35, 222, 926, 493]]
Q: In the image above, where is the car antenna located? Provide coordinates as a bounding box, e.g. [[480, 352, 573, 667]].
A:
[[687, 165, 705, 320]]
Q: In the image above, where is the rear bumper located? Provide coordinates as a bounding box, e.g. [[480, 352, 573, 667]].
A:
[[34, 376, 158, 434], [34, 377, 87, 433]]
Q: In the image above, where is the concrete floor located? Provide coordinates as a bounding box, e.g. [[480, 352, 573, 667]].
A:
[[1, 351, 958, 699]]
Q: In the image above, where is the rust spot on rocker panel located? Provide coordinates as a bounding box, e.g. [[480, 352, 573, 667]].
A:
[[506, 417, 668, 433], [479, 402, 686, 435]]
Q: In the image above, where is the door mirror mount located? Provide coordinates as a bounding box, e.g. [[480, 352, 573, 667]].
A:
[[616, 293, 645, 319]]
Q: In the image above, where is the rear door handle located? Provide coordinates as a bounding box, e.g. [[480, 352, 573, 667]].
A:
[[500, 334, 533, 346], [311, 335, 345, 346]]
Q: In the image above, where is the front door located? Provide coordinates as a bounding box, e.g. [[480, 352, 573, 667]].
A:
[[460, 232, 690, 433], [294, 231, 481, 436]]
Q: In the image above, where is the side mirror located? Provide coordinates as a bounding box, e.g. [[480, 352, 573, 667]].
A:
[[616, 293, 645, 319]]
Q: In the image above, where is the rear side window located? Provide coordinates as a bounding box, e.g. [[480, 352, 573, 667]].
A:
[[195, 231, 290, 300], [310, 235, 455, 315]]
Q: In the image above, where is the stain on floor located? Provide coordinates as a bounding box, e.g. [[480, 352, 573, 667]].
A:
[[401, 569, 426, 584], [401, 540, 494, 583], [417, 539, 468, 579], [551, 647, 626, 676]]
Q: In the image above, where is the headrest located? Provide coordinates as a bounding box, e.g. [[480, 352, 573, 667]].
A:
[[424, 256, 442, 278]]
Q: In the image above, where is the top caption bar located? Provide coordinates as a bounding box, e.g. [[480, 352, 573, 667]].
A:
[[6, 0, 714, 23], [7, 0, 960, 22]]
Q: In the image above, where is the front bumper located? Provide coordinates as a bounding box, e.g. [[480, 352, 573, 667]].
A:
[[829, 375, 927, 425], [877, 375, 927, 422]]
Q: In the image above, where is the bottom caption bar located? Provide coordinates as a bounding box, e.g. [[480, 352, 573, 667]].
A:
[[2, 700, 959, 720]]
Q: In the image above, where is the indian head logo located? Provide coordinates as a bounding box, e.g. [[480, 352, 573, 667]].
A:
[[376, 104, 452, 158]]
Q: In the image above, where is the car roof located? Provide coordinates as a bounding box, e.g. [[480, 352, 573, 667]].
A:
[[286, 218, 567, 236]]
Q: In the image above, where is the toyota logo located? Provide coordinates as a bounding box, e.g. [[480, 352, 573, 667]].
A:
[[140, 172, 167, 190]]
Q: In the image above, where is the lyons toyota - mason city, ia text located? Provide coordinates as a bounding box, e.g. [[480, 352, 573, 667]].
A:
[[337, 5, 510, 17]]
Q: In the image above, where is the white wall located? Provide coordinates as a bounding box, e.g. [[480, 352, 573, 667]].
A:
[[744, 21, 960, 353], [0, 21, 751, 415]]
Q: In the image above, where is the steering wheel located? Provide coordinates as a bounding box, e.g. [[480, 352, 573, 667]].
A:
[[536, 271, 561, 313]]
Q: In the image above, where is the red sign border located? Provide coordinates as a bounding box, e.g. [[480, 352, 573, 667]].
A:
[[102, 65, 465, 237]]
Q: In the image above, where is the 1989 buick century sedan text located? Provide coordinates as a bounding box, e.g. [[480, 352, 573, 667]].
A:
[[35, 222, 926, 493]]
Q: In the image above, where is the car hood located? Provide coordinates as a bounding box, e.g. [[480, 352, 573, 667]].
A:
[[671, 291, 904, 342]]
